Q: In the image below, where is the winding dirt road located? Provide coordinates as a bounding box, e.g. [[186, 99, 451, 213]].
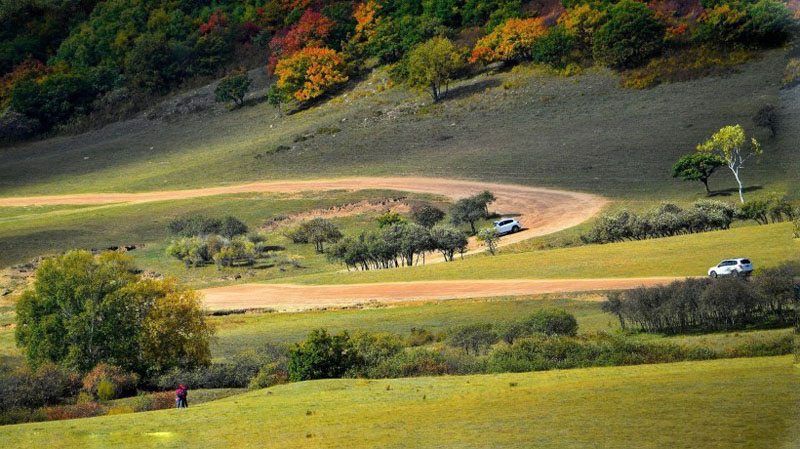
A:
[[200, 278, 681, 311], [1, 177, 629, 310], [0, 177, 607, 249]]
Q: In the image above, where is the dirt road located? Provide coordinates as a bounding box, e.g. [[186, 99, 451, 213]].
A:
[[0, 177, 607, 252], [200, 278, 680, 311]]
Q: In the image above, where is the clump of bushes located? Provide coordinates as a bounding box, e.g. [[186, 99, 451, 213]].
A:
[[603, 263, 800, 334], [0, 363, 80, 414], [167, 215, 248, 238], [81, 363, 139, 401], [581, 200, 738, 244]]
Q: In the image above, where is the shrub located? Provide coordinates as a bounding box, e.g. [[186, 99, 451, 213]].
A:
[[446, 323, 498, 354], [523, 309, 579, 336], [604, 271, 799, 334], [0, 407, 47, 426], [477, 227, 500, 255], [248, 363, 288, 390], [168, 215, 223, 237], [371, 348, 450, 378], [406, 327, 438, 346], [8, 72, 99, 128], [45, 402, 103, 421], [530, 24, 575, 68], [0, 363, 80, 413], [430, 225, 468, 261], [214, 73, 251, 107], [781, 58, 800, 89], [288, 329, 358, 381], [592, 0, 666, 69], [82, 363, 139, 400]]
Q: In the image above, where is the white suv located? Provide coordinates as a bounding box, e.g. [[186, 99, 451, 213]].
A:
[[493, 218, 521, 235], [708, 258, 753, 278]]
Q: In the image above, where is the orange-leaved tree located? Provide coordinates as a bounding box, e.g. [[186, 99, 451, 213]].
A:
[[268, 9, 336, 73], [274, 47, 348, 101], [469, 17, 549, 65]]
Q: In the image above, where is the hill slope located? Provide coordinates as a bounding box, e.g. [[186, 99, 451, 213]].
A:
[[1, 50, 796, 199], [1, 356, 797, 448]]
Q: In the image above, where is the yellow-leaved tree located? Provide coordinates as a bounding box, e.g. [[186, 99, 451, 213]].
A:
[[697, 124, 762, 203], [274, 47, 348, 102], [469, 17, 548, 65]]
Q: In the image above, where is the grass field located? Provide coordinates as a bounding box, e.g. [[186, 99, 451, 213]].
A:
[[1, 356, 796, 448], [284, 222, 799, 284], [0, 189, 444, 270], [0, 51, 796, 201]]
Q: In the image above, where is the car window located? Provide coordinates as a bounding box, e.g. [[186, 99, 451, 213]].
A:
[[740, 259, 751, 264]]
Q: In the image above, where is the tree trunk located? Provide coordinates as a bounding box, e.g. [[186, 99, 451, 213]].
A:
[[731, 167, 744, 203], [702, 178, 710, 195]]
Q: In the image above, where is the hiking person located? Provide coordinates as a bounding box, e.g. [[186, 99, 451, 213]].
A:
[[175, 384, 188, 408]]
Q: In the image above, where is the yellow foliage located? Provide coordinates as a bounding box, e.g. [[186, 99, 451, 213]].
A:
[[275, 47, 349, 101], [469, 18, 548, 64]]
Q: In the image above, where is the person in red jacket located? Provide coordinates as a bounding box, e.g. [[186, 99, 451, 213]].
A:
[[175, 384, 188, 408]]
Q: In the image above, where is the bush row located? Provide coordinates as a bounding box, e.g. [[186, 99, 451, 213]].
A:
[[581, 198, 794, 244], [603, 263, 800, 334]]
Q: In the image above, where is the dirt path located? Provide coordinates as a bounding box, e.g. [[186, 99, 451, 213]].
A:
[[0, 177, 607, 252], [200, 278, 680, 311]]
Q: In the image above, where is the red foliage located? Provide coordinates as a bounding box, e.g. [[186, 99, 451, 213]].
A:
[[199, 11, 229, 34], [45, 402, 103, 421], [268, 9, 335, 73], [0, 57, 51, 105], [241, 21, 261, 42]]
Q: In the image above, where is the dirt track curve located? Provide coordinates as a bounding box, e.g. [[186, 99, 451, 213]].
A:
[[0, 177, 607, 250], [200, 278, 681, 311]]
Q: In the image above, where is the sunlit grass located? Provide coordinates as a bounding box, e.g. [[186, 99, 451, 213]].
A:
[[1, 356, 796, 448]]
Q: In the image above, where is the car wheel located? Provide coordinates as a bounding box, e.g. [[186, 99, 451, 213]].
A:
[[710, 271, 717, 279], [512, 225, 520, 233], [733, 270, 740, 278]]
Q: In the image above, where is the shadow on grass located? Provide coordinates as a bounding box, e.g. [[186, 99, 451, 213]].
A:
[[442, 79, 503, 101], [708, 185, 763, 197]]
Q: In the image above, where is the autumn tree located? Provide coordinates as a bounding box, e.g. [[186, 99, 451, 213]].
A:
[[274, 47, 348, 101], [469, 17, 548, 65], [407, 37, 463, 102], [268, 9, 336, 72], [15, 251, 213, 375], [559, 5, 607, 54], [697, 125, 762, 203], [671, 152, 725, 195]]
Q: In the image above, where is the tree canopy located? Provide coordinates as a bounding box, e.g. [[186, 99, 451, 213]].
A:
[[15, 251, 213, 376]]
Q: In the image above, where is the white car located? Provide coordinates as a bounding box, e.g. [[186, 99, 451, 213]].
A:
[[493, 218, 521, 235], [708, 258, 753, 278]]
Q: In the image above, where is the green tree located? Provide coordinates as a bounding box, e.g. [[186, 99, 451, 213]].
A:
[[477, 227, 500, 255], [450, 192, 494, 234], [300, 218, 343, 253], [592, 0, 665, 68], [15, 251, 213, 375], [671, 152, 725, 195], [446, 323, 497, 354], [430, 225, 468, 261], [410, 203, 446, 228], [407, 36, 463, 102], [214, 73, 251, 107], [697, 124, 762, 203], [267, 84, 288, 115], [376, 211, 405, 228], [288, 329, 358, 381]]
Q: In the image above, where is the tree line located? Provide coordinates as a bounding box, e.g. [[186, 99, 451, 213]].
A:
[[2, 0, 796, 134], [602, 263, 800, 334]]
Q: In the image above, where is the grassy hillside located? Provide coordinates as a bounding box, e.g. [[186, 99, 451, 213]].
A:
[[285, 222, 799, 284], [1, 356, 796, 448], [0, 189, 443, 269], [1, 50, 797, 200]]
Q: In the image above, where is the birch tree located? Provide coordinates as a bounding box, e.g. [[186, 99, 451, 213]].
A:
[[697, 125, 762, 203]]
